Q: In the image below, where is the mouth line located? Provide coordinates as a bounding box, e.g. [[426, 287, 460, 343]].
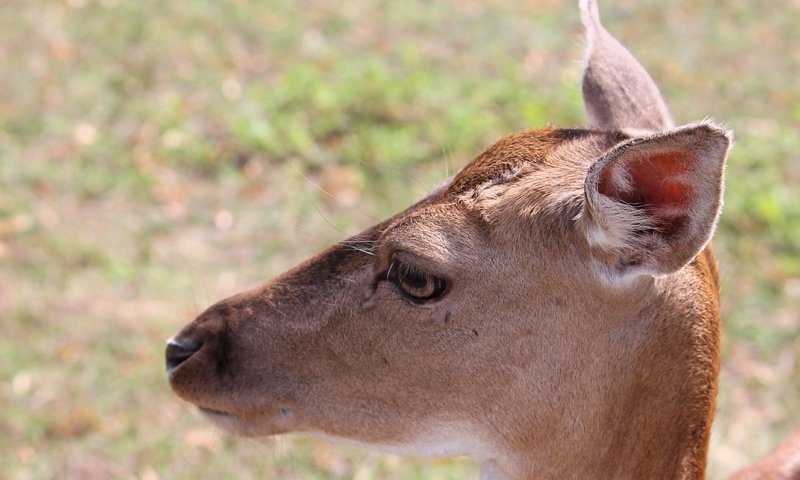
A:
[[198, 406, 234, 417]]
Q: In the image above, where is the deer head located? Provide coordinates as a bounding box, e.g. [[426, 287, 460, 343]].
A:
[[166, 1, 731, 478]]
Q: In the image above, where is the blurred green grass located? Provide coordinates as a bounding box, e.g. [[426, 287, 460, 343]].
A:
[[1, 0, 798, 478]]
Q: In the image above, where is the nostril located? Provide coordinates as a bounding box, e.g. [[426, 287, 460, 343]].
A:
[[165, 337, 201, 374]]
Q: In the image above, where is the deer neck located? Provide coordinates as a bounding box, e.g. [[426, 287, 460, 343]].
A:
[[485, 254, 720, 480]]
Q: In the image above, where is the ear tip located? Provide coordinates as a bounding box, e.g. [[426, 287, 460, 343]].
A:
[[680, 120, 735, 147], [692, 119, 732, 135], [579, 0, 602, 29]]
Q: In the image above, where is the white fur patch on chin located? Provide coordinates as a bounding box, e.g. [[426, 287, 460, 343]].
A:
[[304, 425, 495, 460]]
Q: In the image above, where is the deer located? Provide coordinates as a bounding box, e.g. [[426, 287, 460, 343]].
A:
[[165, 1, 800, 478]]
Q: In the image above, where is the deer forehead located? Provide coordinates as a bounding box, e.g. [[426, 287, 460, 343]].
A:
[[447, 127, 566, 197], [377, 202, 487, 267], [384, 128, 626, 247]]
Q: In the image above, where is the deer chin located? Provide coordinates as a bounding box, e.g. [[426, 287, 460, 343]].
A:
[[305, 425, 493, 460], [199, 403, 492, 461], [196, 404, 296, 438]]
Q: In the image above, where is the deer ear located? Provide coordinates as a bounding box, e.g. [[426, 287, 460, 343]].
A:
[[583, 122, 731, 277], [580, 0, 673, 131]]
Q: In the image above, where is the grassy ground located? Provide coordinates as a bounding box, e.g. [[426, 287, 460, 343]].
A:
[[1, 0, 798, 478]]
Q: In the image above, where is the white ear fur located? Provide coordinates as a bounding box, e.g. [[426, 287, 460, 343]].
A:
[[583, 121, 731, 277]]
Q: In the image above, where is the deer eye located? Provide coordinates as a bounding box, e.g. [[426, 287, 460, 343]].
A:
[[387, 260, 448, 302]]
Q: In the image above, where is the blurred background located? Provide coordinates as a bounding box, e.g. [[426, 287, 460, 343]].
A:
[[1, 0, 798, 478]]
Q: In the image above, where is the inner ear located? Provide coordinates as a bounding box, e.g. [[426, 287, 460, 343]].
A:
[[584, 122, 731, 277], [597, 149, 693, 236]]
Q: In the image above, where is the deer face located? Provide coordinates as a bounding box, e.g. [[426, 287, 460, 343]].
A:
[[167, 122, 727, 458], [166, 128, 621, 454], [167, 1, 731, 476]]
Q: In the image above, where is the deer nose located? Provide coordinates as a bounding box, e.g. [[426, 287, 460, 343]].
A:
[[165, 337, 201, 374]]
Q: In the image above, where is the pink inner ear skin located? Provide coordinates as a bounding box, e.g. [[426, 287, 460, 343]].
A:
[[599, 150, 695, 234]]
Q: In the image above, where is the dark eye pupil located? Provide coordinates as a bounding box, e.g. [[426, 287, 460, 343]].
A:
[[387, 261, 447, 302], [401, 269, 428, 289]]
